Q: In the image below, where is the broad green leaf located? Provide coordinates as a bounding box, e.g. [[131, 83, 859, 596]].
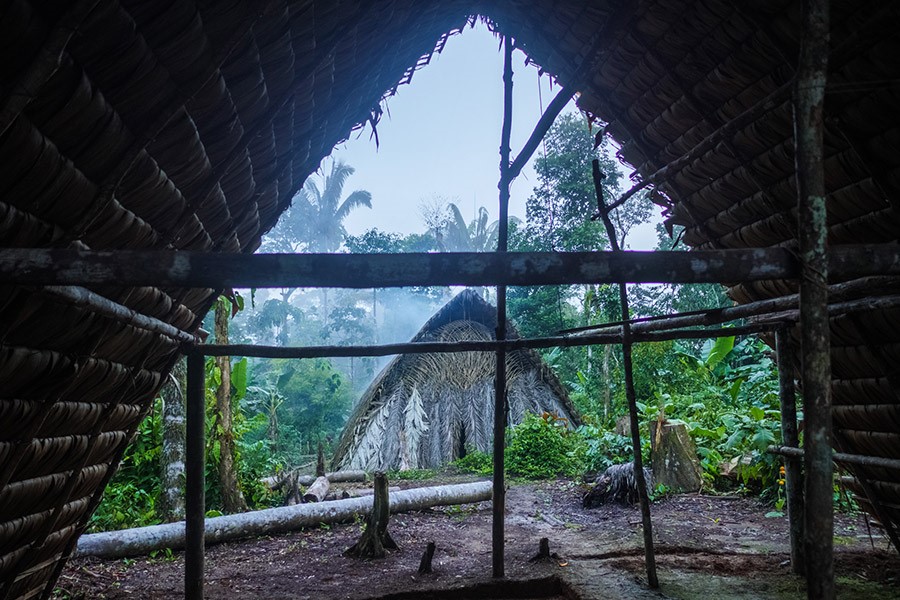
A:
[[749, 406, 765, 421], [704, 335, 735, 370], [751, 428, 776, 452], [231, 358, 248, 400]]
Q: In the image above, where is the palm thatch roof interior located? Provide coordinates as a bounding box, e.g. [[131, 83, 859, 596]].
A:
[[1, 0, 899, 597], [333, 289, 579, 472]]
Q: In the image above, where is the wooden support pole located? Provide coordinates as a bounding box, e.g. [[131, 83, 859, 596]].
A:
[[592, 159, 658, 588], [793, 0, 831, 597], [775, 330, 804, 575], [185, 351, 206, 600], [492, 33, 514, 580], [4, 246, 900, 289]]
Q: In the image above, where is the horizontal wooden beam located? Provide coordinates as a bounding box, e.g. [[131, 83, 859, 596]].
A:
[[769, 445, 900, 472], [1, 246, 898, 289], [200, 322, 778, 359]]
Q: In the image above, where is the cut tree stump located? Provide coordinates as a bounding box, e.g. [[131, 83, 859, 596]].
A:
[[345, 472, 397, 558], [650, 419, 702, 492], [302, 476, 330, 503]]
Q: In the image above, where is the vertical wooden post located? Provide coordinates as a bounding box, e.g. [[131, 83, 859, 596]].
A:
[[776, 329, 804, 575], [185, 350, 206, 600], [793, 0, 831, 597], [591, 159, 658, 588], [492, 33, 514, 580]]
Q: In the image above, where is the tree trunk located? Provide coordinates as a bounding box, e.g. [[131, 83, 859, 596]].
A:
[[159, 358, 186, 522], [345, 472, 397, 558], [75, 481, 492, 559], [215, 300, 247, 513], [602, 344, 612, 419]]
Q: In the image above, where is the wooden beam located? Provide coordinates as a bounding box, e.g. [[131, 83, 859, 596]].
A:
[[3, 246, 899, 288]]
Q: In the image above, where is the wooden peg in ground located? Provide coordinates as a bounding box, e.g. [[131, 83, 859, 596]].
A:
[[418, 541, 436, 574], [529, 537, 566, 566], [345, 471, 398, 558]]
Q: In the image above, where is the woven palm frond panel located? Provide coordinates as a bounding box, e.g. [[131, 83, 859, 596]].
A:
[[332, 289, 579, 471]]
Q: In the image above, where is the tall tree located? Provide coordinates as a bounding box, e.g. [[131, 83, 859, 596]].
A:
[[214, 298, 248, 513], [262, 159, 372, 306], [159, 359, 186, 522]]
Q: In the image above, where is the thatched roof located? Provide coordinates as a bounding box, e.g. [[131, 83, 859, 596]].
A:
[[332, 289, 579, 471], [1, 0, 899, 595]]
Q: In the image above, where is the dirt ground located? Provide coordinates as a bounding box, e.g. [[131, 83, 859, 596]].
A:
[[55, 477, 900, 599]]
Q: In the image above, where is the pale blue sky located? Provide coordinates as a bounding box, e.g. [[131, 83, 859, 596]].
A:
[[323, 22, 661, 250]]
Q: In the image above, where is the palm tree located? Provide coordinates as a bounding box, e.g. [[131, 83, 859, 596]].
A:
[[441, 203, 519, 253], [293, 160, 372, 253], [262, 160, 372, 311]]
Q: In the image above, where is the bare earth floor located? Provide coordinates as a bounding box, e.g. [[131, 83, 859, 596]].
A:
[[56, 478, 900, 599]]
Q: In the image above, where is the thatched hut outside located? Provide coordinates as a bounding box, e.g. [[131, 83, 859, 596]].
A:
[[332, 290, 579, 472]]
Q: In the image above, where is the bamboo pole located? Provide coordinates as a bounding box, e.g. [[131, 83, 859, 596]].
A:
[[592, 158, 658, 588], [185, 351, 206, 600], [492, 33, 514, 580], [4, 246, 900, 288], [775, 330, 804, 575], [793, 0, 832, 596], [199, 323, 778, 359]]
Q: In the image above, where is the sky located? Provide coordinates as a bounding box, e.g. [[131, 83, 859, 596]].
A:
[[313, 22, 662, 250]]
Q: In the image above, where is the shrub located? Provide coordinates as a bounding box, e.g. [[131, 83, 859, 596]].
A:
[[505, 413, 585, 479], [451, 449, 494, 475]]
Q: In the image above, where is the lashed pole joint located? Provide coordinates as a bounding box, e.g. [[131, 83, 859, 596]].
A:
[[793, 0, 832, 597], [591, 159, 658, 588]]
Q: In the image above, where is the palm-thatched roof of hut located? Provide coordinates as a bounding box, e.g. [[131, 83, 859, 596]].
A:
[[332, 290, 579, 472], [1, 0, 900, 596]]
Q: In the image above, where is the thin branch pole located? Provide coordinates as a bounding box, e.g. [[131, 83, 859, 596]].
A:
[[508, 85, 572, 180], [794, 0, 832, 597], [775, 330, 804, 575], [40, 285, 197, 344], [605, 81, 791, 213], [564, 277, 900, 336], [185, 351, 206, 600], [492, 34, 514, 580], [200, 323, 779, 359], [592, 158, 658, 588]]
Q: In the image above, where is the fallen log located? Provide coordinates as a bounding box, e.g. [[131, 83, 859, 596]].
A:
[[332, 486, 400, 500], [74, 481, 492, 559], [262, 470, 366, 489], [302, 476, 329, 503]]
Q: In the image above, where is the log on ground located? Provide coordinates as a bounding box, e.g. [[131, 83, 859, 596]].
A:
[[74, 481, 492, 559], [302, 476, 329, 503]]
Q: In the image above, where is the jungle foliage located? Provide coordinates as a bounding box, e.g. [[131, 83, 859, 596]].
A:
[[93, 115, 802, 532]]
